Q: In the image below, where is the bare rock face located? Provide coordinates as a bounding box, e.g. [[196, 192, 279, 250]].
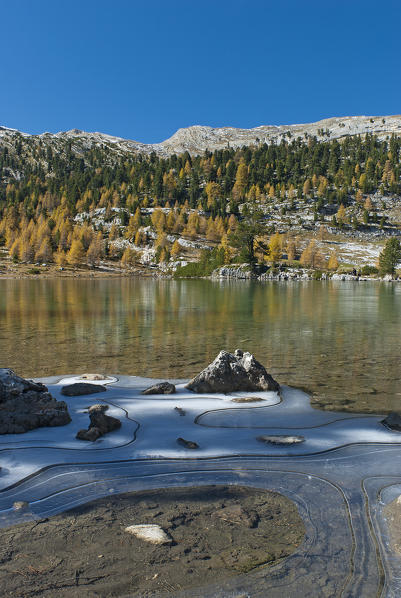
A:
[[185, 350, 279, 394], [0, 368, 71, 434], [61, 383, 107, 396], [76, 403, 121, 441], [142, 382, 176, 395]]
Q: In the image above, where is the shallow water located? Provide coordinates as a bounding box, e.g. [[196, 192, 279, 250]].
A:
[[0, 277, 400, 412], [2, 376, 401, 597]]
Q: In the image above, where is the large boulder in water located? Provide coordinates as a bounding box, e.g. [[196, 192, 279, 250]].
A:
[[185, 350, 279, 393], [0, 368, 71, 434]]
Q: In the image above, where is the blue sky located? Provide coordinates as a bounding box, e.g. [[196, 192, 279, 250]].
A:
[[1, 0, 400, 143]]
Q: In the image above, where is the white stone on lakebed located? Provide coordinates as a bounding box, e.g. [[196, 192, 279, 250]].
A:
[[124, 524, 172, 545]]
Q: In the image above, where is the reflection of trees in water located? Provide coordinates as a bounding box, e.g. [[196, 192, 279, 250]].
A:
[[0, 279, 400, 412]]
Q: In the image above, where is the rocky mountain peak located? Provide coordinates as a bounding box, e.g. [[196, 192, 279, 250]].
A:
[[1, 115, 401, 157]]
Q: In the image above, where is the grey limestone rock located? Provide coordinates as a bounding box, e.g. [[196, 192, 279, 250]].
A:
[[142, 382, 176, 395], [185, 349, 279, 393], [0, 368, 71, 434]]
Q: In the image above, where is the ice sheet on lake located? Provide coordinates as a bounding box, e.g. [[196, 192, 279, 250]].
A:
[[1, 375, 401, 597]]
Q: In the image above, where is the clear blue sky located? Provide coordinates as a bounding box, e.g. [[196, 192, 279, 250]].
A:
[[1, 0, 400, 143]]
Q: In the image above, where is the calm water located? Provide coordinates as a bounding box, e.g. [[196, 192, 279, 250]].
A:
[[0, 278, 400, 413]]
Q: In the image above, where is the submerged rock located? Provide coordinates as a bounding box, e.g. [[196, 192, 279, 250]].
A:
[[13, 501, 30, 511], [76, 403, 121, 441], [142, 381, 176, 395], [381, 412, 401, 431], [185, 349, 279, 393], [61, 382, 107, 396], [124, 524, 172, 545], [0, 368, 71, 434], [257, 435, 305, 445], [177, 437, 199, 449]]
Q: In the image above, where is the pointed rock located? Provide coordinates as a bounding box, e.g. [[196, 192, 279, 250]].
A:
[[185, 350, 279, 393]]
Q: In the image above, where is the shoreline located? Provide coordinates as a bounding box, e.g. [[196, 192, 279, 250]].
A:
[[0, 269, 399, 282], [1, 251, 399, 282]]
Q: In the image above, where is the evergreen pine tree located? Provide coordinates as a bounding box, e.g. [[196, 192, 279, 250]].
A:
[[378, 238, 401, 276]]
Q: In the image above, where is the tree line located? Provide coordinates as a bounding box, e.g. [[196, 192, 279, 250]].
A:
[[0, 132, 400, 270]]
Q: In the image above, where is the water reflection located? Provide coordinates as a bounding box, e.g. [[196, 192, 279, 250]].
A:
[[0, 278, 400, 413]]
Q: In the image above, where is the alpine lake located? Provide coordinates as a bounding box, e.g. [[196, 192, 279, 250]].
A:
[[1, 276, 400, 414]]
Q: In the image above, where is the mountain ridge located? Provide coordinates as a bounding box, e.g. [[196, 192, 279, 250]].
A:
[[1, 115, 401, 157]]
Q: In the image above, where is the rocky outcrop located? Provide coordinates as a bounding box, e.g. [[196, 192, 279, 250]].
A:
[[212, 265, 253, 279], [3, 115, 401, 158], [212, 266, 315, 281], [157, 116, 401, 156], [142, 382, 176, 395], [0, 368, 71, 434], [76, 403, 121, 441], [61, 383, 107, 396], [185, 350, 279, 393]]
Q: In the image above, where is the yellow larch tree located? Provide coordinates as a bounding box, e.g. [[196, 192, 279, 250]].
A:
[[66, 239, 85, 266], [327, 252, 339, 271]]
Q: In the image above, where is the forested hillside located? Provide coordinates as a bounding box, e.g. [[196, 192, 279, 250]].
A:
[[0, 131, 400, 275]]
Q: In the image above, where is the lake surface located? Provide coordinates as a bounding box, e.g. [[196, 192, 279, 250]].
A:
[[0, 277, 400, 413]]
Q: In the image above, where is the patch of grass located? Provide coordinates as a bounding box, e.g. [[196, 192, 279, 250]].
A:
[[27, 268, 41, 274]]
